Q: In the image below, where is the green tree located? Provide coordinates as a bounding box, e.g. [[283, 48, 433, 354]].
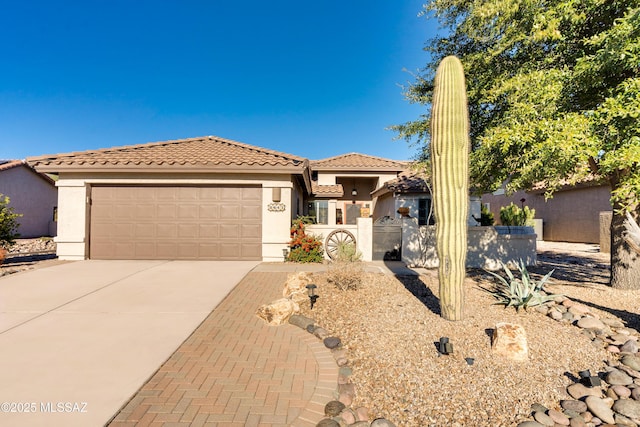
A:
[[0, 194, 21, 249], [395, 0, 640, 289]]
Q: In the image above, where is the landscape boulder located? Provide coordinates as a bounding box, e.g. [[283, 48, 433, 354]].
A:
[[283, 271, 314, 304], [255, 298, 299, 325], [492, 322, 529, 361]]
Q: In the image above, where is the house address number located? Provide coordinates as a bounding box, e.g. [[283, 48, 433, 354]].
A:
[[268, 202, 286, 212]]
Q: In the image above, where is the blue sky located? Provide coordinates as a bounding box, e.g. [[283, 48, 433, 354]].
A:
[[1, 1, 438, 161]]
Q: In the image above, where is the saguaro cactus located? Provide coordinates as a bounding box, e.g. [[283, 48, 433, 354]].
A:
[[430, 56, 470, 321]]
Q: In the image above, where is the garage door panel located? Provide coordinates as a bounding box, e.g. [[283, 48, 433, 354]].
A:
[[220, 187, 242, 201], [199, 205, 220, 219], [156, 187, 177, 200], [220, 224, 239, 238], [178, 205, 198, 219], [178, 224, 198, 238], [90, 185, 262, 260], [220, 243, 240, 258], [242, 205, 261, 220], [199, 244, 220, 258], [157, 223, 178, 238], [242, 187, 261, 200], [199, 187, 220, 199], [241, 224, 261, 238], [220, 205, 240, 218], [136, 188, 156, 200], [178, 187, 199, 201], [177, 244, 198, 258], [114, 223, 134, 238], [135, 223, 155, 238], [114, 242, 135, 259], [157, 204, 177, 219], [114, 205, 133, 219], [135, 242, 156, 258], [242, 243, 262, 258], [135, 204, 156, 219], [199, 224, 219, 238]]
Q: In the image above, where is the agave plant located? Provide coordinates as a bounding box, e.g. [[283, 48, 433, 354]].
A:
[[479, 261, 561, 311]]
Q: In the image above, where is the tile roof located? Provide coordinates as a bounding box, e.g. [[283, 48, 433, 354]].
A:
[[311, 153, 408, 171], [0, 160, 23, 172], [529, 173, 607, 193], [27, 136, 308, 173], [0, 160, 56, 185], [311, 183, 344, 198], [372, 168, 431, 197], [386, 170, 431, 193]]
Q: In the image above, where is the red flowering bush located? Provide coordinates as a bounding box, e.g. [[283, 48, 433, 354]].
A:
[[287, 217, 324, 263]]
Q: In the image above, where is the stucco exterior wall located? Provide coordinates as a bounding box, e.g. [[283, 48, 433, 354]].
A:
[[373, 193, 481, 227], [307, 217, 373, 261], [54, 172, 295, 261], [372, 192, 396, 220], [0, 166, 57, 238], [317, 172, 397, 188], [482, 184, 611, 243], [401, 219, 536, 270]]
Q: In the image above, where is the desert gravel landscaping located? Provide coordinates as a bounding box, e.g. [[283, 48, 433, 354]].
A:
[[4, 239, 639, 426], [297, 242, 639, 426]]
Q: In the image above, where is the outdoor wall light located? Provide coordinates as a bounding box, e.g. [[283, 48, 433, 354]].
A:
[[272, 187, 281, 202], [306, 284, 319, 309], [351, 188, 358, 197], [439, 337, 453, 355], [282, 248, 289, 261], [579, 370, 601, 387]]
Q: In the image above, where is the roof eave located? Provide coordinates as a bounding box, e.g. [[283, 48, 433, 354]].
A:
[[311, 165, 407, 172], [29, 163, 307, 175]]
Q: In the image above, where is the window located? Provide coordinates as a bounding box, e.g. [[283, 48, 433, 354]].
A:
[[418, 198, 434, 226], [307, 200, 328, 224]]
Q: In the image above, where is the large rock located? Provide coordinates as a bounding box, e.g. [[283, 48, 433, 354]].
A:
[[283, 271, 314, 304], [492, 323, 528, 361], [255, 298, 299, 325], [585, 396, 615, 424], [606, 368, 633, 386], [567, 383, 602, 399], [577, 317, 605, 331], [622, 354, 640, 371], [613, 398, 640, 420]]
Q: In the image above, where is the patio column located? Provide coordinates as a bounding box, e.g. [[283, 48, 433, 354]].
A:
[[328, 199, 337, 225]]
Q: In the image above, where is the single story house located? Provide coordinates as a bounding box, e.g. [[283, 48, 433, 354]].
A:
[[0, 160, 58, 238], [28, 136, 419, 262]]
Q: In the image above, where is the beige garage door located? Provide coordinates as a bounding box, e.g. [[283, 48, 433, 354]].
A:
[[90, 185, 262, 260]]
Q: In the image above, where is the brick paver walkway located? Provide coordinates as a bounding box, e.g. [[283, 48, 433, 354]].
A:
[[108, 271, 339, 427]]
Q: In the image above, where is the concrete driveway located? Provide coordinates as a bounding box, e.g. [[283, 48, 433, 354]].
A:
[[0, 260, 259, 427]]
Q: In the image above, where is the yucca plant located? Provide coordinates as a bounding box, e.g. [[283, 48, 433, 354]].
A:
[[479, 261, 561, 311]]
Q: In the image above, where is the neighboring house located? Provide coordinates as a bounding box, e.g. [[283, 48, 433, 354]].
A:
[[0, 160, 57, 238], [481, 178, 612, 243]]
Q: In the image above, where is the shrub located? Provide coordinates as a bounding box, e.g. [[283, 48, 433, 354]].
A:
[[287, 217, 324, 263], [499, 202, 535, 226], [479, 261, 561, 311], [327, 242, 364, 290], [335, 241, 362, 262], [327, 261, 364, 291], [0, 194, 21, 249], [479, 204, 495, 226]]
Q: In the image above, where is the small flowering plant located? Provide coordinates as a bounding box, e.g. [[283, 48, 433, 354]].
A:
[[287, 217, 324, 263]]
